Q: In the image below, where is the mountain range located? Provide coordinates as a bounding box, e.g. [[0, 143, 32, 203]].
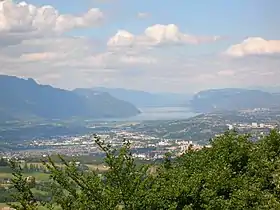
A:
[[190, 88, 280, 113], [2, 75, 280, 122], [92, 87, 191, 107], [0, 75, 140, 122], [249, 86, 280, 93]]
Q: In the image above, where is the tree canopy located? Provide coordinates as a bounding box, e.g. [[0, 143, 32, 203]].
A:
[[8, 130, 280, 210]]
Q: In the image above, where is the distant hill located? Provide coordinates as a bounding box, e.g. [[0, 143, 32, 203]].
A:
[[190, 88, 280, 113], [73, 88, 141, 118], [0, 75, 140, 121], [92, 87, 191, 107], [249, 86, 280, 93]]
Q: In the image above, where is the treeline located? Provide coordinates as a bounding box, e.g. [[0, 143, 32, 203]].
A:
[[22, 163, 47, 173], [7, 130, 280, 209], [25, 155, 105, 165]]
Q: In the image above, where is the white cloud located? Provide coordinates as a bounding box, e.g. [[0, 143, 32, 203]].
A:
[[217, 70, 235, 76], [137, 12, 149, 19], [225, 37, 280, 57], [0, 0, 103, 45], [107, 24, 222, 48], [0, 1, 279, 93], [20, 52, 59, 61], [119, 55, 157, 64], [1, 36, 280, 92]]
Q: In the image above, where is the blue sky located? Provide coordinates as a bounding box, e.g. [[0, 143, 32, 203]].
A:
[[24, 0, 280, 38], [0, 0, 280, 93]]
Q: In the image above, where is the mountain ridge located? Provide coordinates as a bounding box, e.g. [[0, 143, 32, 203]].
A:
[[92, 87, 191, 107], [0, 75, 140, 121], [190, 88, 280, 113]]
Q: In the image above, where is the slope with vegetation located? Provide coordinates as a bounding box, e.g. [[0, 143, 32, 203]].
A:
[[5, 130, 280, 209], [91, 87, 190, 107], [0, 75, 140, 122]]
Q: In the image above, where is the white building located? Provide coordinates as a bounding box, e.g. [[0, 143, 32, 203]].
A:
[[227, 124, 234, 130], [252, 123, 258, 128]]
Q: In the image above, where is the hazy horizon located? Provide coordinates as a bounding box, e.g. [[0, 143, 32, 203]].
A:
[[0, 0, 279, 93], [2, 74, 280, 95]]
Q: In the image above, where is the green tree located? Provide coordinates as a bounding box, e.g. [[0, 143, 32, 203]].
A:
[[23, 162, 28, 172], [8, 161, 40, 210]]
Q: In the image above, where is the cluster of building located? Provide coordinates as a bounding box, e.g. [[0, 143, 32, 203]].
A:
[[1, 113, 279, 161], [227, 122, 277, 130], [0, 130, 205, 160]]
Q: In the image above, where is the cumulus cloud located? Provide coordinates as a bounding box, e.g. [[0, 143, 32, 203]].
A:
[[107, 24, 222, 48], [0, 0, 103, 45], [225, 37, 280, 57], [0, 1, 279, 92], [1, 35, 280, 92]]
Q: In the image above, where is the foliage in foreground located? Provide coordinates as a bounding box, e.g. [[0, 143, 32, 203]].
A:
[[8, 130, 280, 209]]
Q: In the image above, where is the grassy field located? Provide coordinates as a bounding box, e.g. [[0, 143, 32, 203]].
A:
[[0, 162, 108, 186], [0, 171, 50, 181], [0, 162, 108, 209], [0, 202, 17, 209], [86, 164, 108, 172]]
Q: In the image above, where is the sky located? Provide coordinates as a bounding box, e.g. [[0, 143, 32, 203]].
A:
[[0, 0, 280, 93]]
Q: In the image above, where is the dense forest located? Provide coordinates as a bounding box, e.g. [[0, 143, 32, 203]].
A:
[[6, 130, 280, 209]]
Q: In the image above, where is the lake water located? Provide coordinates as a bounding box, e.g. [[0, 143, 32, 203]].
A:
[[120, 107, 198, 121]]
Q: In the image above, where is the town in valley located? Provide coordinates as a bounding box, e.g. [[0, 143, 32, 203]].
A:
[[1, 107, 279, 162]]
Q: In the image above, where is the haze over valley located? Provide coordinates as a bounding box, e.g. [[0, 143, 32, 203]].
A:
[[1, 1, 280, 208], [2, 74, 280, 124]]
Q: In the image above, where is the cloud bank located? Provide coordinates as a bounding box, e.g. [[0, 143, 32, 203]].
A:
[[107, 24, 222, 48], [0, 0, 103, 45], [226, 37, 280, 57], [0, 0, 279, 93]]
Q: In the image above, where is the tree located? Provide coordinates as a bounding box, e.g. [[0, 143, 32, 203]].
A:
[[23, 162, 28, 172], [8, 161, 40, 210]]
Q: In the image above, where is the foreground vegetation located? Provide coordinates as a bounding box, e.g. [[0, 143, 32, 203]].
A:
[[5, 130, 280, 209]]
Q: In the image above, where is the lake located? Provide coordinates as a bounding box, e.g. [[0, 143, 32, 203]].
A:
[[119, 107, 198, 121]]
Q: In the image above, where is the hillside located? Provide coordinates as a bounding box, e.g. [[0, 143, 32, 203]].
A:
[[190, 88, 280, 113], [0, 75, 140, 121], [92, 87, 190, 107], [73, 88, 141, 118]]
